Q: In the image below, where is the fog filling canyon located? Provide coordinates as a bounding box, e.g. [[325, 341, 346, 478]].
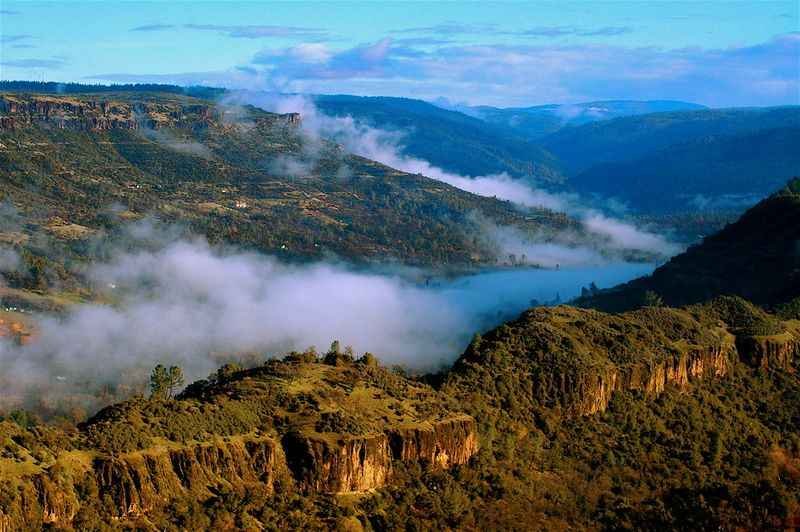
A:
[[0, 92, 676, 413], [0, 226, 653, 413]]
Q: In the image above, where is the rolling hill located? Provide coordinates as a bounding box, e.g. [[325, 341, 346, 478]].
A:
[[543, 106, 800, 176]]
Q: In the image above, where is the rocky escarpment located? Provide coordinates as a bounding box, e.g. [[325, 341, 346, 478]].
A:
[[0, 416, 480, 530], [284, 416, 479, 493], [446, 302, 799, 419], [567, 344, 733, 415], [736, 328, 799, 371], [93, 437, 278, 519], [388, 416, 479, 467], [284, 431, 393, 493], [0, 359, 479, 529], [0, 94, 300, 132]]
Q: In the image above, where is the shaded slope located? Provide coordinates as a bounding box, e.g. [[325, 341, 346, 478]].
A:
[[577, 179, 800, 311], [314, 94, 565, 183]]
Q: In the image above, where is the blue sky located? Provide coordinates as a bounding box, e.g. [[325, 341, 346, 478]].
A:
[[1, 1, 798, 106]]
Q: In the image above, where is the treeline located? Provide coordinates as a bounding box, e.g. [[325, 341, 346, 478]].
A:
[[0, 80, 224, 99]]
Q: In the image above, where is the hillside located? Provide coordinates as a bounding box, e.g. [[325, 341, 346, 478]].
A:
[[2, 299, 797, 530], [570, 127, 800, 213], [314, 95, 565, 183], [437, 298, 799, 529], [578, 179, 800, 312], [543, 106, 800, 176], [0, 90, 580, 272], [472, 99, 706, 139]]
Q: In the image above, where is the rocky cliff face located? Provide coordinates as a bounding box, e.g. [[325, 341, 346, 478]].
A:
[[284, 432, 392, 493], [736, 328, 799, 371], [388, 416, 479, 467], [569, 344, 734, 416], [0, 360, 480, 529], [0, 95, 142, 131], [284, 416, 478, 494], [94, 437, 277, 519], [0, 94, 299, 133], [0, 436, 279, 530]]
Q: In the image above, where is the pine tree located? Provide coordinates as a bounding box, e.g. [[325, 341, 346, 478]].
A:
[[149, 364, 170, 400], [167, 366, 185, 399], [328, 340, 341, 356]]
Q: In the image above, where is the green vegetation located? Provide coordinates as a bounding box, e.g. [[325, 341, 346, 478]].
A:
[[776, 296, 800, 320], [1, 86, 799, 530], [0, 80, 226, 99], [149, 364, 185, 400], [2, 297, 797, 530]]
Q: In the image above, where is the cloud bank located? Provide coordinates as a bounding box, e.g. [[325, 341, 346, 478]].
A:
[[90, 31, 799, 107]]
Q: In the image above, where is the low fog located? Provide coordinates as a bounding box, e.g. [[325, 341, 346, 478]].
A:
[[0, 224, 651, 414]]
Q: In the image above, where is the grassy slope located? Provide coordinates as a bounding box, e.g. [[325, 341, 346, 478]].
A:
[[0, 91, 577, 271]]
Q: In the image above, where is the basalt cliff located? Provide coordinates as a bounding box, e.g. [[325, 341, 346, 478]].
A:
[[0, 93, 300, 132], [445, 296, 798, 418], [0, 357, 479, 530]]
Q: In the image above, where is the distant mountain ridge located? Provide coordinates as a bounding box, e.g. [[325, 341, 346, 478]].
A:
[[3, 81, 797, 222], [570, 126, 800, 213], [465, 99, 707, 139], [543, 105, 800, 176]]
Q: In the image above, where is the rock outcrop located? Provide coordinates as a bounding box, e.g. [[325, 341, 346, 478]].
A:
[[388, 416, 479, 467], [736, 329, 799, 371], [284, 432, 392, 493], [0, 94, 300, 133], [93, 436, 277, 518], [568, 344, 734, 416], [283, 416, 479, 493]]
